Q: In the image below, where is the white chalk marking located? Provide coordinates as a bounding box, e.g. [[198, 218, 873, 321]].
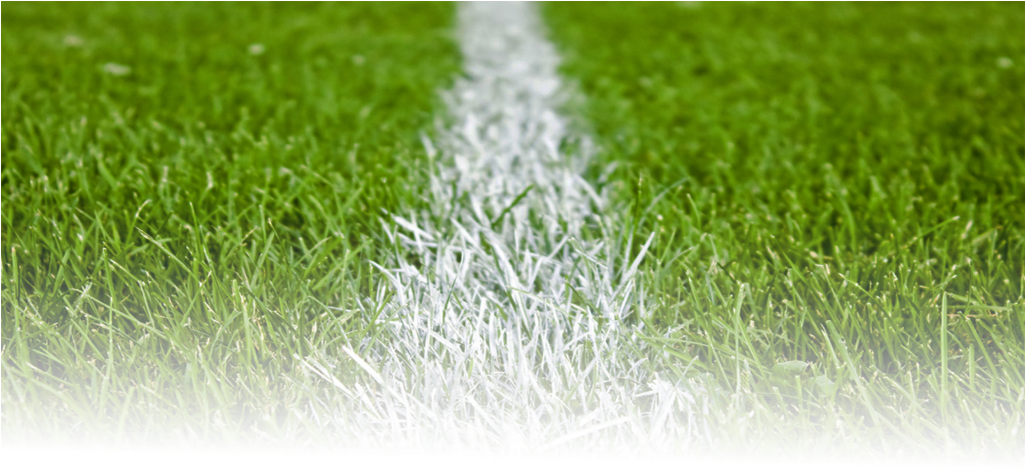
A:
[[305, 2, 708, 451]]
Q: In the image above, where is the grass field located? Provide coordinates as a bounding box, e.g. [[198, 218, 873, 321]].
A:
[[2, 1, 459, 444], [3, 1, 1024, 456], [546, 1, 1025, 453]]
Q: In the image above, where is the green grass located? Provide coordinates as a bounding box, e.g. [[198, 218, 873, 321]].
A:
[[5, 1, 1025, 456], [546, 1, 1025, 454], [1, 2, 459, 443]]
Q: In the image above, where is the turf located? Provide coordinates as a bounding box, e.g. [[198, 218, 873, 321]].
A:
[[1, 2, 459, 443], [4, 0, 1025, 456], [545, 1, 1025, 454]]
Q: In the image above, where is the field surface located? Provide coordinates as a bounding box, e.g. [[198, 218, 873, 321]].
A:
[[3, 1, 1024, 457], [546, 1, 1025, 453]]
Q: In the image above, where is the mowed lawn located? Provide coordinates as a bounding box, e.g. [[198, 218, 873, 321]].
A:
[[546, 2, 1024, 453], [2, 2, 459, 443], [2, 1, 1024, 455]]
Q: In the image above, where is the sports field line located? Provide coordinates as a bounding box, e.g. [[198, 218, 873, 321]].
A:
[[300, 2, 710, 450]]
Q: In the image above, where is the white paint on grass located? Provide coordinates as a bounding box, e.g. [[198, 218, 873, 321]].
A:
[[305, 2, 709, 451]]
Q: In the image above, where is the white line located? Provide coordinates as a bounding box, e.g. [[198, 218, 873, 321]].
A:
[[303, 2, 710, 451]]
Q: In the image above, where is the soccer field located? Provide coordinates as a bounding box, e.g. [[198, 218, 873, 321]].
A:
[[3, 1, 1024, 458]]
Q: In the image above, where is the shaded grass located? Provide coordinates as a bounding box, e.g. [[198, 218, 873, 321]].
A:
[[546, 1, 1025, 455], [1, 2, 459, 443]]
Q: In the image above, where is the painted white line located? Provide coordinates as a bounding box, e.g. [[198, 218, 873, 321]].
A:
[[303, 2, 708, 451]]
